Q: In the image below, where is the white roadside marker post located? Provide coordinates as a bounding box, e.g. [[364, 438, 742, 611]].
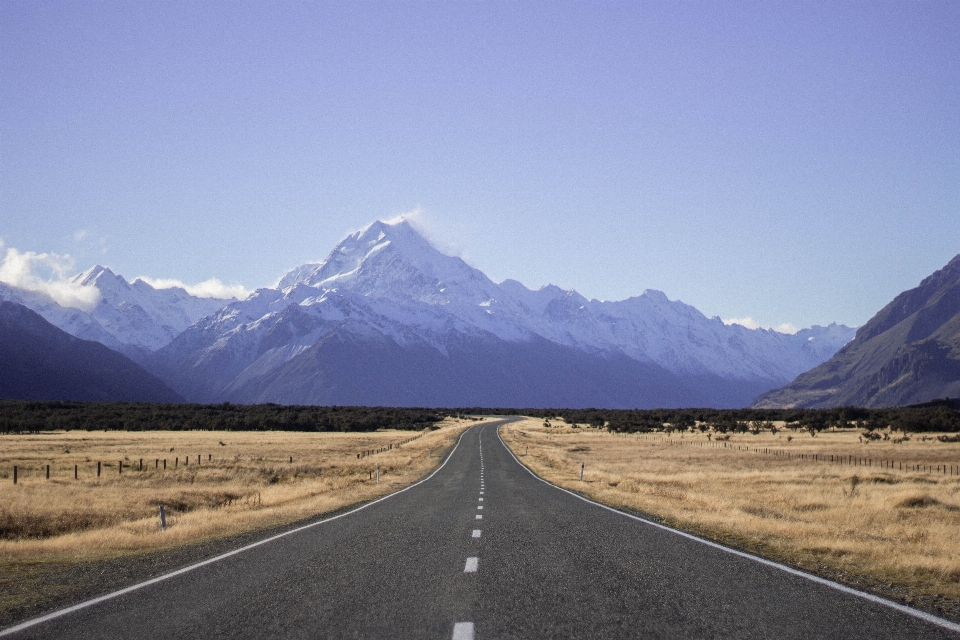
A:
[[159, 505, 166, 531], [580, 461, 584, 482], [376, 463, 380, 484]]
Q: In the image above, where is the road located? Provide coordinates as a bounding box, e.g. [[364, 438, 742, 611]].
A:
[[4, 419, 959, 639]]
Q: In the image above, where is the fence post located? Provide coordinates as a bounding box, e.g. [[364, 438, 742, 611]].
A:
[[46, 464, 50, 479], [139, 459, 143, 471], [119, 460, 122, 475], [74, 464, 78, 480], [97, 461, 101, 477], [13, 466, 16, 485]]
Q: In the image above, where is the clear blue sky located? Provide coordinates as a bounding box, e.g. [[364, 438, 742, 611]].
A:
[[2, 1, 959, 330]]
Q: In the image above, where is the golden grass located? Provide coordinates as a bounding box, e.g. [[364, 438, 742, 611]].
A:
[[0, 417, 494, 565], [501, 418, 960, 608]]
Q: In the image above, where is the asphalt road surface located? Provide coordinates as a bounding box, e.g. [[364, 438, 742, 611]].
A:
[[4, 419, 959, 639]]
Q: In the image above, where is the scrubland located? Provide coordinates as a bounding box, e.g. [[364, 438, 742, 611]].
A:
[[501, 418, 960, 614]]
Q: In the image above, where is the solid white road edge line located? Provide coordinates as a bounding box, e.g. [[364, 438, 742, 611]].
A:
[[452, 621, 475, 640], [494, 422, 960, 635], [0, 422, 489, 638]]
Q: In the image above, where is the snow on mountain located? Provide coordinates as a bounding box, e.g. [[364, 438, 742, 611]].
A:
[[68, 266, 229, 352], [152, 218, 855, 406], [0, 266, 233, 360]]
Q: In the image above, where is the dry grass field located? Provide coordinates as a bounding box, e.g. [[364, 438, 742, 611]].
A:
[[501, 418, 960, 616], [0, 417, 492, 615]]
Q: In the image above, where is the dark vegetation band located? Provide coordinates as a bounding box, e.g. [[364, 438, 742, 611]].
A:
[[465, 399, 960, 434], [2, 399, 960, 434], [0, 401, 447, 433]]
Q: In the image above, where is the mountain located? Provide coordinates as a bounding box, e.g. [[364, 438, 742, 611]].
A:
[[0, 301, 182, 402], [753, 255, 960, 408], [149, 219, 854, 408], [0, 267, 230, 362]]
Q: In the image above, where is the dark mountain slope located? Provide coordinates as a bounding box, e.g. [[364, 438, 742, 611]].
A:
[[0, 301, 183, 403], [221, 324, 772, 409], [753, 255, 960, 408]]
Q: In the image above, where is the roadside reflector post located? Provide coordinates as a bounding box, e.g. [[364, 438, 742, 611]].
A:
[[526, 446, 528, 456], [580, 462, 585, 482], [159, 505, 166, 531], [376, 463, 380, 484]]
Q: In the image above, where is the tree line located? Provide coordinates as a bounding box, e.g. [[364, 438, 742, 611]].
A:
[[461, 399, 960, 434], [0, 401, 447, 434], [3, 399, 960, 435]]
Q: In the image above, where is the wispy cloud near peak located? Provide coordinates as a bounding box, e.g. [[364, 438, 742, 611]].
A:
[[0, 242, 101, 311]]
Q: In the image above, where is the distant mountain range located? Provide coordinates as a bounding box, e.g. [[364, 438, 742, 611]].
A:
[[0, 268, 226, 363], [1, 219, 861, 408], [754, 255, 960, 408], [145, 220, 852, 408], [0, 301, 181, 403]]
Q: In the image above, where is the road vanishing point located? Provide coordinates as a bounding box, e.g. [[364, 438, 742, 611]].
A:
[[3, 418, 959, 639]]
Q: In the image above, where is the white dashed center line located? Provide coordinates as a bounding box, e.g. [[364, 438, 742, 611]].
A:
[[477, 505, 483, 510], [472, 529, 481, 538], [476, 514, 482, 520], [478, 497, 483, 501], [452, 622, 475, 640], [464, 557, 479, 573], [479, 491, 484, 495]]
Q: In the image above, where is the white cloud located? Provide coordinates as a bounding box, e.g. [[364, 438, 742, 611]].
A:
[[0, 244, 101, 311], [72, 229, 88, 242], [136, 276, 251, 300], [773, 322, 800, 335], [722, 316, 800, 334], [723, 316, 761, 330]]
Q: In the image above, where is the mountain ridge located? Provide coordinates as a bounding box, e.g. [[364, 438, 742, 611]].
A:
[[147, 219, 854, 407], [753, 254, 960, 408], [0, 301, 182, 403]]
